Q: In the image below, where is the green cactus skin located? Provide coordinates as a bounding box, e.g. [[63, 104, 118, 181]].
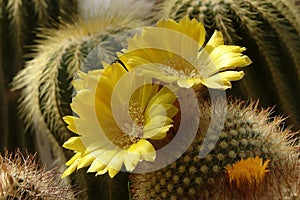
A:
[[155, 0, 300, 131], [129, 99, 299, 199], [0, 0, 77, 153], [0, 150, 76, 200]]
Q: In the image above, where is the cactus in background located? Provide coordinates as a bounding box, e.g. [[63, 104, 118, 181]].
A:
[[130, 99, 300, 199], [0, 150, 76, 200], [0, 0, 77, 153], [154, 0, 300, 130]]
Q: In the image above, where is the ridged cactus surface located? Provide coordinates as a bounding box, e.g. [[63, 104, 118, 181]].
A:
[[155, 0, 300, 130], [0, 0, 77, 153], [130, 99, 299, 199]]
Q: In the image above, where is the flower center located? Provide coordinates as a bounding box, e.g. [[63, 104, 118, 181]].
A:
[[104, 100, 145, 149], [124, 101, 145, 139], [158, 64, 200, 80]]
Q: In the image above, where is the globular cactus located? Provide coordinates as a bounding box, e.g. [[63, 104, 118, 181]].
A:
[[130, 99, 300, 199], [154, 0, 300, 130], [0, 0, 77, 153], [0, 150, 75, 200], [11, 2, 155, 199]]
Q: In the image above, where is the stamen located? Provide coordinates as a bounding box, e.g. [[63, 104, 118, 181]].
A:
[[103, 100, 146, 149]]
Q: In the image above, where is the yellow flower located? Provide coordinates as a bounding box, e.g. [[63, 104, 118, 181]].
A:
[[62, 63, 178, 178], [119, 17, 252, 89], [225, 156, 270, 188]]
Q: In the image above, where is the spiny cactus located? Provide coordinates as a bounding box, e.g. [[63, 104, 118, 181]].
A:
[[154, 0, 300, 130], [0, 150, 76, 200], [130, 99, 300, 199], [77, 0, 155, 21], [0, 0, 77, 153]]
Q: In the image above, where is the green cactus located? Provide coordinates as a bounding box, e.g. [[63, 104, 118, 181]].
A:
[[129, 99, 299, 199], [0, 0, 77, 153], [154, 0, 300, 130], [0, 150, 75, 200]]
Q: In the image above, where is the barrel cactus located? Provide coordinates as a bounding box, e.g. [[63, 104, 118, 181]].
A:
[[0, 0, 77, 153], [154, 0, 300, 130], [0, 150, 75, 200], [129, 99, 300, 199]]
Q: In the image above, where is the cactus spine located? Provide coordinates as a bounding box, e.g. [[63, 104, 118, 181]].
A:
[[0, 150, 75, 200], [130, 99, 300, 199], [155, 0, 300, 130]]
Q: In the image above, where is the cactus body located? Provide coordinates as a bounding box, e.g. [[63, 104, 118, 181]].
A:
[[155, 0, 300, 130], [130, 99, 299, 199], [0, 0, 77, 153]]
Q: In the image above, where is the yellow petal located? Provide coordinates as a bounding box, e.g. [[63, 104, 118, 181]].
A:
[[61, 158, 79, 178], [204, 30, 224, 54], [63, 116, 78, 134], [95, 167, 108, 176], [87, 159, 106, 173], [207, 45, 252, 75], [157, 16, 206, 46], [145, 126, 173, 140], [71, 90, 95, 119], [97, 149, 119, 165], [201, 75, 232, 90], [128, 139, 156, 162], [77, 154, 95, 169], [65, 152, 81, 166], [177, 79, 196, 88], [107, 151, 126, 174], [124, 153, 140, 172], [108, 168, 120, 178], [63, 137, 86, 152]]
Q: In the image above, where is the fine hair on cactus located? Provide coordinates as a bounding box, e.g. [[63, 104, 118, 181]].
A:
[[0, 149, 76, 200], [154, 0, 300, 130], [129, 99, 299, 199]]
